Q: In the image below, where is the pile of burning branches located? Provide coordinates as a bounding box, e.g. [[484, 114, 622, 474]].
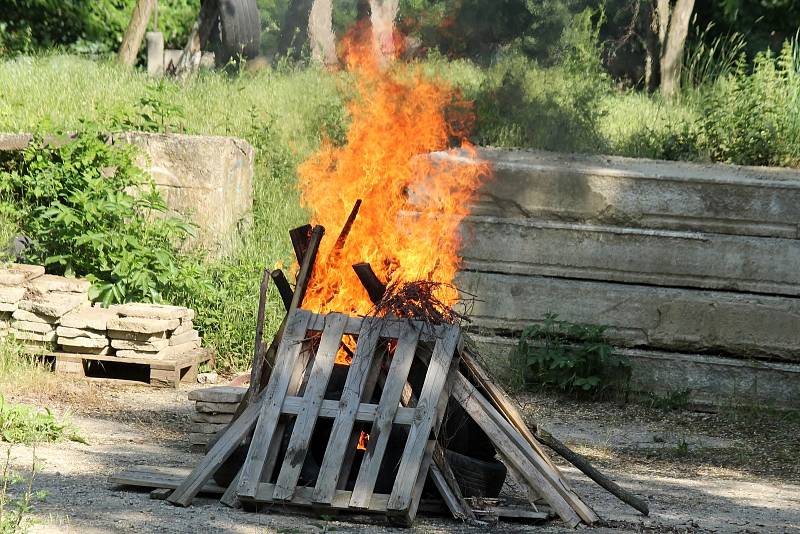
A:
[[370, 280, 473, 325]]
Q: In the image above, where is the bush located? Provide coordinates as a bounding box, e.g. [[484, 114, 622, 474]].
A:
[[0, 128, 210, 305], [511, 313, 630, 394]]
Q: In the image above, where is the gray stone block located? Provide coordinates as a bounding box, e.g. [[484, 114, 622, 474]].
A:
[[60, 307, 118, 330], [56, 326, 106, 339], [107, 316, 179, 334], [58, 336, 109, 349], [461, 216, 800, 296], [195, 401, 239, 414], [12, 309, 58, 324], [188, 386, 247, 403], [457, 271, 800, 362], [191, 412, 235, 424], [18, 293, 87, 318], [110, 303, 192, 321], [110, 338, 170, 351], [0, 286, 25, 304], [0, 264, 44, 285], [26, 274, 90, 293], [11, 320, 55, 334], [435, 148, 800, 238]]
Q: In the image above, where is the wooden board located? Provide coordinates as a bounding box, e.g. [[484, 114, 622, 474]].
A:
[[45, 348, 214, 388], [239, 310, 461, 524]]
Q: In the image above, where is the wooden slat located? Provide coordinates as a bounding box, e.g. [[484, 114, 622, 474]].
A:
[[312, 317, 383, 504], [387, 327, 460, 512], [450, 374, 583, 527], [110, 465, 225, 494], [252, 483, 390, 512], [306, 314, 447, 342], [236, 310, 313, 498], [349, 323, 421, 508], [272, 313, 348, 501], [429, 446, 477, 522], [166, 396, 263, 506], [219, 467, 242, 508], [280, 396, 416, 424]]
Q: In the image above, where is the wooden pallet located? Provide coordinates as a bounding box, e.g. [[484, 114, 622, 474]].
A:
[[45, 348, 215, 387], [169, 310, 462, 525]]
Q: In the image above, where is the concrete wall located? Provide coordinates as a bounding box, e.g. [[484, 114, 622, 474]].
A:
[[440, 148, 800, 409], [0, 132, 254, 257]]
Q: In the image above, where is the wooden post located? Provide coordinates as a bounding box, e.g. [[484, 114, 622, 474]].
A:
[[118, 0, 155, 66]]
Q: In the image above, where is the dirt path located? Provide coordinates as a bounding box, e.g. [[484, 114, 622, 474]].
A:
[[2, 379, 798, 533]]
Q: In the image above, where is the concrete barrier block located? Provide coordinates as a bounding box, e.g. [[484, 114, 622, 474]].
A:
[[461, 216, 800, 296], [457, 271, 800, 362]]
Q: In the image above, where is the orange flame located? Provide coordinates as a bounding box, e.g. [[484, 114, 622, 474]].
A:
[[357, 431, 370, 451], [298, 26, 489, 316]]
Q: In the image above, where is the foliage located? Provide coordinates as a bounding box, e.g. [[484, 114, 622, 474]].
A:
[[682, 19, 747, 90], [0, 448, 44, 534], [0, 397, 83, 445], [0, 0, 199, 56], [512, 313, 630, 394], [0, 127, 208, 305]]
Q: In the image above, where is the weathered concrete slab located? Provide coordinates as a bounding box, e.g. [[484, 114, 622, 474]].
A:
[[0, 133, 254, 256], [457, 271, 800, 362], [117, 133, 254, 256], [188, 385, 246, 403], [461, 216, 800, 296], [436, 148, 800, 238], [469, 333, 800, 410]]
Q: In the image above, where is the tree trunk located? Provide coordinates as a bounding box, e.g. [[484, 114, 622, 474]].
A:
[[308, 0, 337, 65], [368, 0, 399, 66], [118, 0, 154, 66], [277, 0, 314, 59], [658, 0, 695, 97]]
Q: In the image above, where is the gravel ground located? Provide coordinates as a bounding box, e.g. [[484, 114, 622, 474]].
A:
[[2, 378, 799, 533]]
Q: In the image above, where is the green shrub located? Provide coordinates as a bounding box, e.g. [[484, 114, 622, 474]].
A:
[[512, 313, 629, 394], [0, 128, 210, 305]]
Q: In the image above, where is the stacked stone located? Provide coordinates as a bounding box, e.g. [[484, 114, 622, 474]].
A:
[[11, 273, 90, 348], [58, 306, 119, 355], [107, 303, 199, 359], [0, 264, 45, 339], [187, 386, 246, 448]]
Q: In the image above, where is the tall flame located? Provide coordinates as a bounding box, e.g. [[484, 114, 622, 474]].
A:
[[298, 27, 489, 315]]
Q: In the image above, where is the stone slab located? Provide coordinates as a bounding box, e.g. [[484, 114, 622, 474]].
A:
[[190, 412, 235, 424], [107, 329, 168, 342], [469, 334, 800, 410], [188, 386, 246, 403], [169, 330, 199, 346], [172, 320, 194, 336], [195, 401, 239, 414], [58, 336, 109, 349], [457, 271, 800, 362], [11, 320, 55, 334], [0, 264, 44, 285], [435, 148, 800, 238], [107, 316, 179, 334], [10, 330, 56, 342], [26, 274, 91, 293], [0, 286, 26, 304], [18, 293, 87, 318], [55, 326, 106, 339], [110, 338, 170, 352], [188, 433, 212, 446], [60, 307, 118, 330], [461, 216, 800, 297], [0, 302, 17, 312], [12, 309, 58, 324], [189, 422, 228, 434], [116, 340, 198, 360], [110, 303, 192, 321], [59, 345, 112, 355]]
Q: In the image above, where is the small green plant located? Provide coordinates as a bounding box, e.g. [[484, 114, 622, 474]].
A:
[[0, 127, 210, 305], [512, 313, 629, 394], [646, 388, 692, 411], [0, 396, 84, 445], [129, 79, 186, 134], [674, 437, 690, 457], [0, 448, 44, 534]]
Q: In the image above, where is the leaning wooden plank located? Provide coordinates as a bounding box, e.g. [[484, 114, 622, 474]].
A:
[[387, 326, 460, 512], [429, 447, 479, 523], [460, 342, 557, 471], [110, 466, 226, 494], [252, 483, 391, 511], [450, 375, 583, 527], [290, 226, 325, 311], [454, 373, 598, 525], [312, 317, 384, 504], [349, 322, 421, 508], [272, 313, 349, 501], [237, 310, 313, 499], [219, 467, 243, 508], [166, 398, 263, 507]]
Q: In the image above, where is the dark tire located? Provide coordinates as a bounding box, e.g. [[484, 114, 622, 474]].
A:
[[216, 0, 261, 66], [444, 449, 507, 498]]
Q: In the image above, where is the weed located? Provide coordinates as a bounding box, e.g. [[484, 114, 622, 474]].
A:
[[646, 388, 692, 411], [511, 313, 630, 395], [0, 448, 44, 534], [674, 438, 690, 457], [0, 397, 84, 445]]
